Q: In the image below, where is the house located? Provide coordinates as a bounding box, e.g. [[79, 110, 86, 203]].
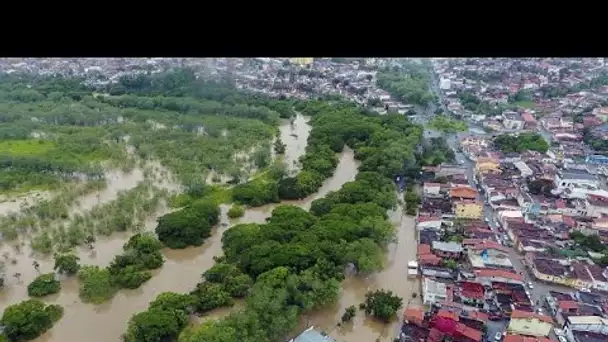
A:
[[513, 161, 533, 178], [450, 186, 478, 200], [416, 216, 442, 231], [521, 112, 538, 130], [586, 193, 608, 218], [418, 244, 442, 266], [467, 242, 513, 269], [504, 335, 551, 342], [554, 169, 599, 192], [475, 269, 523, 284], [503, 112, 525, 130], [507, 310, 553, 337], [475, 157, 501, 175], [423, 183, 442, 197], [403, 306, 425, 326], [290, 327, 336, 342], [455, 281, 485, 306], [422, 277, 448, 305], [563, 316, 608, 340], [432, 241, 464, 258], [454, 200, 483, 219], [592, 106, 608, 122]]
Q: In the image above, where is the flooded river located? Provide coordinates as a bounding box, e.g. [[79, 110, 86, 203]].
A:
[[304, 206, 421, 342], [0, 114, 417, 342]]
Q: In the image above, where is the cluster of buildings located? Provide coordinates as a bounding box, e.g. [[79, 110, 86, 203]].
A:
[[228, 58, 416, 114], [433, 58, 608, 140], [0, 58, 215, 85], [401, 126, 608, 341]]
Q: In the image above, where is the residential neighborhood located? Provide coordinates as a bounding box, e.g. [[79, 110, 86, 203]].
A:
[[399, 58, 608, 342]]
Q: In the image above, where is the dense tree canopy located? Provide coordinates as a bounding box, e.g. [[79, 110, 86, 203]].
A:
[[53, 253, 81, 276], [494, 133, 549, 153], [1, 300, 63, 341], [376, 64, 435, 106], [361, 289, 403, 322], [27, 273, 61, 297], [155, 200, 220, 249]]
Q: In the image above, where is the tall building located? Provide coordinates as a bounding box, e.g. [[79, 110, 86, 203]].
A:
[[290, 58, 314, 66]]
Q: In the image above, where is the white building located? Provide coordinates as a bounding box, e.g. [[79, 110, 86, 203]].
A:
[[439, 78, 451, 90], [422, 277, 448, 305]]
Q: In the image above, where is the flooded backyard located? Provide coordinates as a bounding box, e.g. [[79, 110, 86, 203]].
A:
[[0, 114, 418, 342]]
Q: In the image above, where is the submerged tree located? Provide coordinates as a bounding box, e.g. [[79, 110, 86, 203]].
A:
[[362, 289, 403, 323], [274, 137, 286, 154], [53, 253, 81, 276]]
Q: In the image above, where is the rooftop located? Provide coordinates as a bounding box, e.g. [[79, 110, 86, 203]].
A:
[[293, 328, 336, 342], [432, 241, 464, 253]]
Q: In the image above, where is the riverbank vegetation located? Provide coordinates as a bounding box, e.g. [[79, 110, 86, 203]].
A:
[[0, 299, 63, 341], [494, 133, 549, 153], [427, 115, 468, 133]]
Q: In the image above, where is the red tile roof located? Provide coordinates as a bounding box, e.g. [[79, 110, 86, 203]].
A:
[[419, 254, 442, 266], [458, 281, 485, 300], [471, 241, 509, 253], [403, 306, 424, 325], [510, 309, 553, 324], [417, 216, 441, 222], [455, 323, 482, 342], [504, 335, 551, 342], [450, 187, 478, 199], [475, 269, 522, 281], [558, 300, 579, 310], [418, 244, 432, 255]]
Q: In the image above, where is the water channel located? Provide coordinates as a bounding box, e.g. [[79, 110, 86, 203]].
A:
[[0, 113, 419, 342]]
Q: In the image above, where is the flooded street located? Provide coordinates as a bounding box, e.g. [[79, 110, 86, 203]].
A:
[[1, 113, 413, 342]]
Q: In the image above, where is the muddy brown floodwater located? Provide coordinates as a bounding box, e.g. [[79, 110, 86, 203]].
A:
[[0, 114, 414, 342]]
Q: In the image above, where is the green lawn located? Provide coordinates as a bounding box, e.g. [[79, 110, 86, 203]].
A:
[[512, 100, 536, 109], [0, 140, 56, 156]]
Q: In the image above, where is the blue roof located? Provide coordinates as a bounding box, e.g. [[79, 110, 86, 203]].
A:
[[294, 329, 335, 342]]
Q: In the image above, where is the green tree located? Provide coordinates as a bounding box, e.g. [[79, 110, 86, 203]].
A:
[[27, 273, 61, 297], [1, 300, 63, 341], [124, 308, 188, 342], [149, 292, 196, 312], [53, 253, 80, 276], [156, 201, 219, 249], [362, 289, 403, 322], [341, 305, 357, 322], [227, 205, 245, 219]]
